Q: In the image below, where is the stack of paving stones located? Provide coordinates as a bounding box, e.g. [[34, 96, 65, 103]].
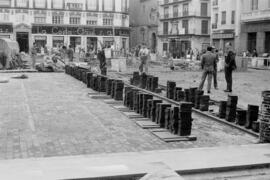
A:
[[178, 102, 193, 136], [175, 90, 185, 102], [131, 72, 140, 86], [189, 87, 198, 106], [260, 91, 270, 143], [114, 80, 124, 101], [140, 73, 148, 89], [146, 75, 153, 91], [165, 107, 172, 130], [170, 107, 180, 134], [194, 90, 204, 109], [151, 100, 162, 122], [225, 95, 238, 122], [86, 72, 93, 88], [236, 109, 247, 126], [173, 87, 182, 101], [184, 89, 190, 102], [218, 101, 227, 118], [156, 103, 171, 128], [97, 75, 107, 92], [142, 94, 153, 117], [124, 87, 133, 107], [151, 76, 159, 92], [199, 95, 210, 111], [105, 78, 113, 95], [245, 105, 259, 129], [147, 99, 153, 118], [167, 81, 176, 99]]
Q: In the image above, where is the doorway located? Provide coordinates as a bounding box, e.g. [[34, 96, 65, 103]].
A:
[[151, 33, 157, 53], [87, 37, 98, 52], [16, 32, 29, 53], [70, 36, 81, 52]]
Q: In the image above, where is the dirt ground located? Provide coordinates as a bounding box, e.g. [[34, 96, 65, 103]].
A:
[[119, 62, 270, 109]]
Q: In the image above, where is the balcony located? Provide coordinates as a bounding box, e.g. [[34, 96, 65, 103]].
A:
[[160, 11, 210, 20], [160, 0, 192, 6], [241, 9, 270, 22]]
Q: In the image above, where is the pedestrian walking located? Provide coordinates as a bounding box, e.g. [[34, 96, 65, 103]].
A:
[[224, 50, 237, 93], [97, 47, 107, 75], [31, 43, 38, 69], [67, 45, 74, 62], [198, 46, 217, 94], [139, 44, 150, 74]]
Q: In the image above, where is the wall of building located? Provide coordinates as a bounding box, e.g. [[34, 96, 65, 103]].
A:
[[129, 0, 158, 50], [0, 0, 130, 53]]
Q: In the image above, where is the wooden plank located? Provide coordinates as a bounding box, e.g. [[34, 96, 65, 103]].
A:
[[151, 131, 197, 142], [135, 121, 161, 129]]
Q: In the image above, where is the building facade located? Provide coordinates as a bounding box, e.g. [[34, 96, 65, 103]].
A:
[[157, 0, 211, 58], [129, 0, 159, 52], [240, 0, 270, 55], [0, 0, 129, 53], [211, 0, 241, 53]]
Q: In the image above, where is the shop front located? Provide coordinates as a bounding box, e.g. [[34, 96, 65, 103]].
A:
[[169, 38, 191, 58], [212, 32, 235, 51], [34, 35, 47, 49]]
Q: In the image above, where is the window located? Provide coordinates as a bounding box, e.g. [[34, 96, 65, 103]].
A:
[[16, 0, 28, 7], [0, 13, 9, 21], [182, 20, 189, 34], [87, 20, 97, 25], [215, 13, 218, 24], [70, 17, 81, 25], [231, 11, 235, 24], [0, 0, 11, 6], [183, 3, 189, 16], [164, 7, 169, 18], [87, 0, 98, 10], [251, 0, 258, 10], [163, 43, 168, 51], [163, 22, 168, 35], [67, 3, 83, 10], [201, 20, 208, 34], [173, 5, 178, 17], [201, 3, 208, 16], [164, 0, 169, 4], [34, 17, 46, 23], [52, 0, 63, 9], [103, 0, 114, 11], [103, 18, 113, 26], [34, 0, 46, 8], [122, 0, 127, 12], [221, 11, 226, 24], [52, 16, 63, 24]]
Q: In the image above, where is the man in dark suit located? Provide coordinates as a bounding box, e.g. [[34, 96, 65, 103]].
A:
[[224, 50, 236, 92], [198, 46, 217, 94]]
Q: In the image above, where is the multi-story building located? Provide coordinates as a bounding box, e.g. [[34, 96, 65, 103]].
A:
[[211, 0, 241, 53], [129, 0, 159, 52], [0, 0, 129, 53], [157, 0, 211, 58], [240, 0, 270, 55]]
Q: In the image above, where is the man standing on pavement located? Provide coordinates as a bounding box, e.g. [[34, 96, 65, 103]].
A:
[[224, 50, 236, 92], [31, 43, 37, 69], [198, 46, 217, 94], [67, 45, 74, 62], [139, 44, 150, 74], [212, 47, 219, 89]]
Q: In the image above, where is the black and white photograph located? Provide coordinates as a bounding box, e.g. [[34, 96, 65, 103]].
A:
[[0, 0, 270, 179]]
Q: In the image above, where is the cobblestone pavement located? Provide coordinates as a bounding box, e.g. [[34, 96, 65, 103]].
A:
[[0, 73, 257, 160]]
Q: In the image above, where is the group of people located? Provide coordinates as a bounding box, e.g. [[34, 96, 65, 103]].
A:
[[199, 46, 236, 94]]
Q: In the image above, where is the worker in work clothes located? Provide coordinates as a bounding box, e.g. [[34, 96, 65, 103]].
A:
[[97, 47, 107, 75], [224, 50, 237, 92], [198, 46, 217, 94], [31, 43, 38, 69], [139, 45, 150, 73]]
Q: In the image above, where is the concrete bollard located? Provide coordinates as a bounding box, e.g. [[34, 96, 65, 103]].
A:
[[140, 73, 147, 89], [236, 109, 247, 126], [114, 80, 124, 101], [184, 89, 190, 102], [147, 99, 153, 118], [157, 103, 171, 128], [174, 87, 182, 101], [218, 101, 227, 118], [151, 76, 159, 92], [165, 107, 172, 130], [170, 107, 180, 134], [194, 90, 204, 109], [189, 87, 198, 106], [86, 72, 93, 88], [132, 72, 140, 86], [246, 105, 259, 129], [167, 81, 176, 99]]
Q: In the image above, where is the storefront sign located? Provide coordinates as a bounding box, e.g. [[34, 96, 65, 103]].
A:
[[53, 36, 64, 41], [35, 36, 47, 40], [212, 33, 234, 39]]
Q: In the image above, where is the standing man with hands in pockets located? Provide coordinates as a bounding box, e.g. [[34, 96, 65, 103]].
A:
[[198, 46, 217, 94]]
